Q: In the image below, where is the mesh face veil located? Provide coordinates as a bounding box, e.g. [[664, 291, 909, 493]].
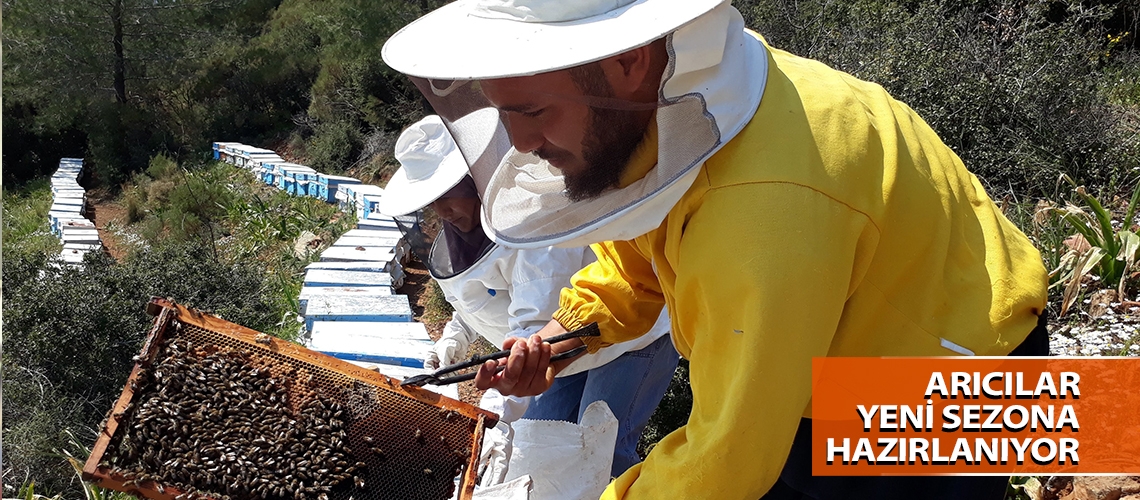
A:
[[393, 177, 496, 280], [387, 1, 769, 249]]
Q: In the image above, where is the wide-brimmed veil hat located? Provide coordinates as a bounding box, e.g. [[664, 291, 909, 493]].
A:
[[383, 0, 725, 80], [377, 115, 471, 217], [382, 0, 771, 249]]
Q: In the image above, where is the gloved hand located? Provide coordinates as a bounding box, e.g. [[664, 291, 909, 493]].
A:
[[423, 337, 465, 370]]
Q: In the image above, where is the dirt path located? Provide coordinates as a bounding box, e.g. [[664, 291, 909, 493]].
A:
[[398, 259, 447, 340], [84, 187, 130, 260]]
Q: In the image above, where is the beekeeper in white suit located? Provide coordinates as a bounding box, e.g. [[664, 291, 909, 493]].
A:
[[377, 115, 679, 477]]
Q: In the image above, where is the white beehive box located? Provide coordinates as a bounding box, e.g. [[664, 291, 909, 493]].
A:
[[301, 295, 413, 330], [60, 227, 101, 245], [302, 269, 394, 288], [307, 321, 432, 367], [318, 245, 401, 265], [305, 260, 397, 273], [330, 235, 403, 249], [298, 286, 394, 315]]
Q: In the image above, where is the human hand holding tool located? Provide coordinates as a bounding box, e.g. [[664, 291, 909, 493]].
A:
[[473, 319, 590, 396], [401, 322, 597, 388]]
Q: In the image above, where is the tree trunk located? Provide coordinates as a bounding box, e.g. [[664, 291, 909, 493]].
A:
[[111, 0, 126, 103]]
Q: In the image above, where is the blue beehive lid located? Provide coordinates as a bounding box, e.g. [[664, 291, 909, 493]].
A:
[[318, 174, 359, 184]]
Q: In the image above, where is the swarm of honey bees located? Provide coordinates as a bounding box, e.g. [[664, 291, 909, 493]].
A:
[[101, 336, 366, 500]]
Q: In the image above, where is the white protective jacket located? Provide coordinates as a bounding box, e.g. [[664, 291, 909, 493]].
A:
[[434, 243, 670, 377]]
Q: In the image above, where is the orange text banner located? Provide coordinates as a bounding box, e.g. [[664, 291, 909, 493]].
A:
[[811, 357, 1140, 475]]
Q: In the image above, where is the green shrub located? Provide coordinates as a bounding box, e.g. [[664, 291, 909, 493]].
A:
[[2, 179, 61, 257], [637, 359, 693, 458], [1, 366, 95, 496], [739, 0, 1140, 197], [1, 242, 279, 497], [305, 120, 362, 173], [146, 153, 180, 180], [130, 156, 236, 250], [122, 183, 147, 223]]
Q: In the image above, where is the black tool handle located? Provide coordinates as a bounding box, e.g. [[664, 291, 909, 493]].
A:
[[431, 344, 590, 385], [428, 323, 600, 379]]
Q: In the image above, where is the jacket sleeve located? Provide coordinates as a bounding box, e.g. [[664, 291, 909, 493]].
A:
[[440, 312, 478, 347], [505, 246, 596, 340], [601, 184, 879, 499], [553, 240, 668, 350]]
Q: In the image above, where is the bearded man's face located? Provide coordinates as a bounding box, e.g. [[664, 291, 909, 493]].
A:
[[480, 63, 650, 202]]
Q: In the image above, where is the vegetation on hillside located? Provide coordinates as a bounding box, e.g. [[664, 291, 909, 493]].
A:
[[2, 157, 353, 495]]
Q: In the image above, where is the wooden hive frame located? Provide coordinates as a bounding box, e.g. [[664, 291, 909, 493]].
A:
[[83, 297, 498, 500]]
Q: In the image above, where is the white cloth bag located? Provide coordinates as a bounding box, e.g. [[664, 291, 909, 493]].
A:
[[503, 401, 618, 500], [471, 394, 618, 500]]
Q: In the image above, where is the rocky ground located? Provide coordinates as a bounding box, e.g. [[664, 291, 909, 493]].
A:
[[1050, 288, 1140, 356]]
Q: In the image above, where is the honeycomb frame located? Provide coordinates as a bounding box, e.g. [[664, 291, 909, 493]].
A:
[[82, 298, 498, 500]]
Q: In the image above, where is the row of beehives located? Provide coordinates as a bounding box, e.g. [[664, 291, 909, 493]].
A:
[[49, 158, 103, 266], [211, 142, 455, 398]]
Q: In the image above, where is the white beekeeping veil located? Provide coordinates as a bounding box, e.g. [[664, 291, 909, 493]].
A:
[[382, 0, 768, 248]]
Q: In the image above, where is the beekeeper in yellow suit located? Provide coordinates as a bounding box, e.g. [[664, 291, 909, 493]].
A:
[[381, 0, 1050, 498]]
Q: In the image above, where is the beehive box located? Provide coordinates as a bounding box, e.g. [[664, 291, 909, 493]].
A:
[[315, 175, 359, 202], [302, 269, 393, 288], [341, 227, 402, 238], [331, 235, 403, 249], [307, 322, 433, 368], [305, 261, 397, 273], [302, 295, 414, 331], [299, 286, 394, 315], [83, 298, 497, 500], [319, 246, 401, 265], [356, 216, 401, 231]]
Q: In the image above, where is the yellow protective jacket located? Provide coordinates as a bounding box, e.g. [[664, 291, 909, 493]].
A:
[[551, 42, 1049, 499]]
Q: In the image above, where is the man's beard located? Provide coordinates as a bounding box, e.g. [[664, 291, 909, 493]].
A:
[[562, 106, 647, 202], [558, 62, 651, 202]]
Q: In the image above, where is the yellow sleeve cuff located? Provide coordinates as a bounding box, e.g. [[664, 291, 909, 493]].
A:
[[553, 307, 612, 353]]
